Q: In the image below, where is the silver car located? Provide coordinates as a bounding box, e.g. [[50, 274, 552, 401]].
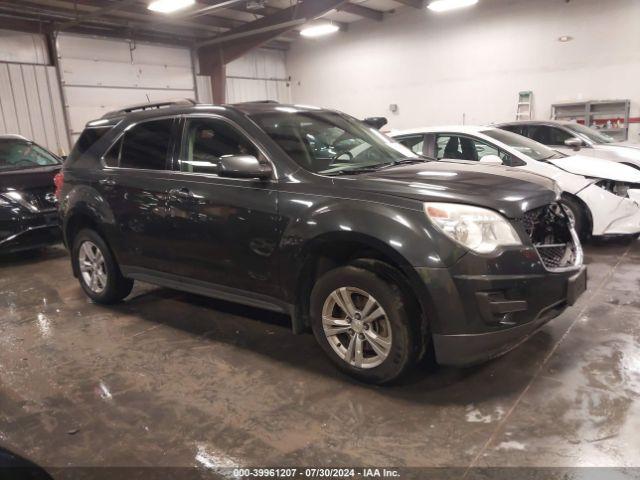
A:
[[496, 120, 640, 171]]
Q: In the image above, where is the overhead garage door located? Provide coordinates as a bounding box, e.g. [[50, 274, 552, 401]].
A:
[[56, 34, 197, 143]]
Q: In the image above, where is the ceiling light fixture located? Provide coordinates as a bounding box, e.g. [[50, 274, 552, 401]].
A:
[[148, 0, 195, 14], [300, 22, 340, 38], [427, 0, 479, 13], [558, 35, 574, 42]]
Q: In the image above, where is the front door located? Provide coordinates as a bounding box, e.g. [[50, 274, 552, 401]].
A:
[[164, 115, 282, 298]]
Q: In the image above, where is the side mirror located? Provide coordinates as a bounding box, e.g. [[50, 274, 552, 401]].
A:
[[564, 137, 583, 151], [479, 154, 503, 165], [363, 117, 388, 130], [218, 155, 272, 179]]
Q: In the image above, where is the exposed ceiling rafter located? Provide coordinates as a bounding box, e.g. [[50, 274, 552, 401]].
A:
[[394, 0, 426, 8], [338, 3, 384, 21]]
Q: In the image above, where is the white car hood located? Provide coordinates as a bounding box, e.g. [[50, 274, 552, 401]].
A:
[[548, 155, 640, 183]]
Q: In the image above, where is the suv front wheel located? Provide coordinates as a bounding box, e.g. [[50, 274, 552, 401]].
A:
[[72, 229, 134, 304], [310, 266, 418, 384]]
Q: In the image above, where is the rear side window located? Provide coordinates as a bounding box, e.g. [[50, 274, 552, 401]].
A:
[[69, 127, 111, 161], [119, 119, 173, 170], [396, 135, 425, 155]]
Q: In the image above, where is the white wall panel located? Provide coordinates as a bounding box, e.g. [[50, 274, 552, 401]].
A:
[[0, 29, 49, 64], [0, 63, 70, 155], [57, 33, 196, 142], [226, 48, 290, 104], [288, 0, 640, 140]]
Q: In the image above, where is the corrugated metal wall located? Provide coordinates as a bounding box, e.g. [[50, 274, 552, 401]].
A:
[[226, 49, 290, 103], [0, 29, 69, 155], [0, 63, 70, 156], [56, 34, 197, 143]]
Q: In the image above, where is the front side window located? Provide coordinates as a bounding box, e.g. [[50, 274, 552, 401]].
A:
[[481, 129, 561, 162], [179, 118, 260, 174], [526, 125, 573, 146], [0, 140, 61, 171], [436, 134, 522, 166], [565, 123, 615, 144], [250, 109, 418, 175], [119, 119, 173, 170]]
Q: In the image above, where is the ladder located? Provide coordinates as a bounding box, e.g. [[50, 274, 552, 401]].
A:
[[516, 91, 533, 120]]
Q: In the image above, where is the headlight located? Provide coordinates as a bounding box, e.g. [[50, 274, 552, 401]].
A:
[[424, 202, 522, 254], [0, 191, 38, 212], [595, 180, 635, 198]]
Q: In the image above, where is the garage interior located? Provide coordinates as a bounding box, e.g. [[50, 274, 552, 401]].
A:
[[1, 0, 639, 477]]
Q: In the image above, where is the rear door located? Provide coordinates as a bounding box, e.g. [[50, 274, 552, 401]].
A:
[[163, 114, 282, 297], [97, 117, 178, 272]]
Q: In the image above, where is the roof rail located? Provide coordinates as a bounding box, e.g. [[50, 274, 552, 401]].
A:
[[232, 100, 280, 105], [101, 98, 197, 119]]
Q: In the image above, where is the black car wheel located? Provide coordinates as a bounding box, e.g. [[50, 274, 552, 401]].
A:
[[72, 229, 133, 304], [310, 265, 418, 384]]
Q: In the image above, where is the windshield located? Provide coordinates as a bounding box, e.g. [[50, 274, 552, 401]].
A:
[[250, 109, 420, 174], [482, 129, 560, 161], [565, 123, 616, 144], [0, 140, 61, 171]]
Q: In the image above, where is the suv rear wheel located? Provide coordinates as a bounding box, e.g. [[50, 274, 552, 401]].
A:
[[72, 229, 133, 304], [310, 266, 418, 384]]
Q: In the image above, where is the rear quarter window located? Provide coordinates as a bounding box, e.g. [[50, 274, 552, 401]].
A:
[[68, 127, 112, 163]]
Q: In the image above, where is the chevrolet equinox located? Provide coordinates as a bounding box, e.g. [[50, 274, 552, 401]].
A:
[[57, 100, 587, 384]]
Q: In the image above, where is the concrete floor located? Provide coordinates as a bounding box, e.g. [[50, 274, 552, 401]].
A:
[[0, 240, 639, 478]]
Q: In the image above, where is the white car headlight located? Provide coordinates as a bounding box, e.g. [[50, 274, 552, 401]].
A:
[[424, 202, 522, 254]]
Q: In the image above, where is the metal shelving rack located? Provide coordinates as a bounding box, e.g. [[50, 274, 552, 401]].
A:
[[551, 99, 631, 141]]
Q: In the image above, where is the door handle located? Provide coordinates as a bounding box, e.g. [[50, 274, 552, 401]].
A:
[[98, 178, 116, 186]]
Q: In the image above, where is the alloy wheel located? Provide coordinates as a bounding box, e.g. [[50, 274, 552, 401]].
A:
[[321, 287, 392, 369], [78, 241, 108, 294]]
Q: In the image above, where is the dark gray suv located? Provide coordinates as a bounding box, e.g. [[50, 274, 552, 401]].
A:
[[57, 101, 586, 383]]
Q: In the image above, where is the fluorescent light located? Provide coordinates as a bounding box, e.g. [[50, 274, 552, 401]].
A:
[[148, 0, 195, 13], [300, 23, 340, 38], [427, 0, 479, 12]]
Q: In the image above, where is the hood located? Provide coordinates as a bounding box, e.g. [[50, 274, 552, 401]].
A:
[[0, 165, 61, 192], [348, 161, 558, 219], [609, 142, 640, 150], [593, 143, 640, 164], [548, 155, 640, 182]]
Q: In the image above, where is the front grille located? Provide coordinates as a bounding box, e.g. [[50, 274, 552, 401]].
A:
[[518, 203, 582, 271]]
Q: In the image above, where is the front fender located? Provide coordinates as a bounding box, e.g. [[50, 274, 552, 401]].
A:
[[277, 192, 466, 303]]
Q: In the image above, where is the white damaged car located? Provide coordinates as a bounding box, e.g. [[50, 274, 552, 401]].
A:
[[390, 126, 640, 239]]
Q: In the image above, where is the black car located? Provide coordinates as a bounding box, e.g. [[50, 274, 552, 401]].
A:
[[58, 101, 586, 383], [0, 135, 62, 254]]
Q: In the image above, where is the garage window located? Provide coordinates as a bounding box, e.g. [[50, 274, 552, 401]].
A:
[[119, 119, 173, 170]]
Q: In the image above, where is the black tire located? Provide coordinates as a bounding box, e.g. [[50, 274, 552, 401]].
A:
[[561, 196, 588, 240], [72, 229, 133, 304], [310, 265, 419, 384]]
